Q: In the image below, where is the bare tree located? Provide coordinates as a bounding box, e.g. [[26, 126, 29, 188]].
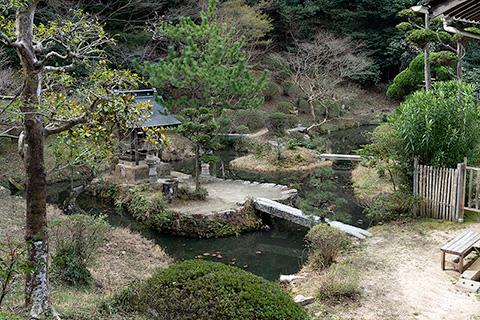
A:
[[286, 31, 373, 132]]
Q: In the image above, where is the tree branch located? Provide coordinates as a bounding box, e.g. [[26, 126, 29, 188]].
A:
[[44, 97, 108, 135]]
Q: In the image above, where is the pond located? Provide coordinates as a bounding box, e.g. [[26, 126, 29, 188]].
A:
[[77, 195, 309, 281], [58, 125, 374, 281]]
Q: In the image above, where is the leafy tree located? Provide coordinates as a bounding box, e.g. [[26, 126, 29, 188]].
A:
[[386, 53, 453, 99], [135, 0, 266, 190], [392, 80, 480, 168], [356, 123, 406, 191], [0, 2, 159, 316], [215, 0, 273, 61]]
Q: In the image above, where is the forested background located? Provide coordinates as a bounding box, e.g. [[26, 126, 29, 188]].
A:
[[3, 0, 480, 91]]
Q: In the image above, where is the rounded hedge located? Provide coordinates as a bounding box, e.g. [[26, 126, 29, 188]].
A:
[[110, 260, 309, 320], [266, 112, 289, 136], [234, 109, 265, 131], [264, 81, 280, 100], [276, 101, 294, 114]]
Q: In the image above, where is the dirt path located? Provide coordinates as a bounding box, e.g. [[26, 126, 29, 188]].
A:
[[297, 221, 480, 319]]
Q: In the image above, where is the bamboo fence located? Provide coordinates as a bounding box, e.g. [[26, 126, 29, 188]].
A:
[[414, 162, 460, 221]]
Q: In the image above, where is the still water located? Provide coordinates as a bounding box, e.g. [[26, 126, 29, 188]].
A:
[[72, 125, 374, 281], [77, 195, 309, 281]]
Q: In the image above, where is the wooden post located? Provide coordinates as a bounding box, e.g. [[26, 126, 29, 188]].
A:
[[413, 158, 418, 217], [456, 158, 467, 222]]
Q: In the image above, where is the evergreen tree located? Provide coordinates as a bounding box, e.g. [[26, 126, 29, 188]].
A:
[[135, 0, 266, 190]]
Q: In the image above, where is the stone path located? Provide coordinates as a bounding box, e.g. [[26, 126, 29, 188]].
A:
[[170, 171, 293, 214]]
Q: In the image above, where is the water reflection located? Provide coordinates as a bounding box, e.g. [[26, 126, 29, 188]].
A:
[[77, 195, 308, 281]]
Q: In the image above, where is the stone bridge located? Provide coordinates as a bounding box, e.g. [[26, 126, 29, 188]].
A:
[[253, 198, 372, 239]]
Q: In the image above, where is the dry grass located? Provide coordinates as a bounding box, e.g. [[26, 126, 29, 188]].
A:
[[351, 164, 394, 205], [0, 193, 172, 319], [230, 152, 332, 173], [91, 227, 172, 295]]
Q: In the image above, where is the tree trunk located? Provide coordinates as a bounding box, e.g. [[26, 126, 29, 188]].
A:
[[456, 42, 464, 79], [424, 12, 432, 91], [62, 169, 96, 215], [424, 43, 432, 91], [308, 97, 317, 125], [194, 144, 200, 190], [14, 1, 56, 317]]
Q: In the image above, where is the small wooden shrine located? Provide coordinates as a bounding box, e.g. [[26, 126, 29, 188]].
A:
[[114, 89, 181, 182]]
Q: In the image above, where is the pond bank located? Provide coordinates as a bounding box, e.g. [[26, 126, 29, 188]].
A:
[[87, 172, 299, 238]]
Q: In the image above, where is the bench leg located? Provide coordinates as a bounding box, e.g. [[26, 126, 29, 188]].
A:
[[441, 251, 445, 270], [459, 256, 464, 273]]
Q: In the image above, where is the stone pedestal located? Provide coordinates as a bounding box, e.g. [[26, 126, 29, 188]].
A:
[[114, 160, 172, 183], [201, 163, 210, 176], [146, 154, 160, 184], [160, 178, 179, 203]]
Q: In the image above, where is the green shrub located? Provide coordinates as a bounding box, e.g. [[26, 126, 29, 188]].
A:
[[0, 312, 22, 320], [108, 260, 309, 320], [365, 190, 420, 223], [392, 80, 480, 168], [324, 100, 341, 118], [234, 109, 265, 131], [286, 114, 298, 128], [305, 224, 348, 269], [313, 100, 327, 116], [281, 81, 294, 93], [235, 125, 249, 134], [297, 99, 310, 114], [277, 68, 292, 81], [317, 263, 360, 302], [266, 112, 289, 136], [217, 116, 235, 133], [276, 101, 294, 113], [50, 214, 112, 286], [286, 84, 304, 98], [286, 138, 300, 150], [264, 81, 280, 100]]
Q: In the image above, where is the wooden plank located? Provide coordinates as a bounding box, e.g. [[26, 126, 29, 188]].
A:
[[452, 168, 459, 221], [425, 166, 432, 217], [437, 168, 442, 219], [446, 168, 452, 221], [448, 168, 455, 221], [443, 231, 480, 254], [431, 166, 436, 218], [468, 168, 473, 208], [420, 165, 425, 216], [413, 158, 418, 217], [440, 168, 446, 219], [476, 170, 480, 210], [434, 166, 439, 218]]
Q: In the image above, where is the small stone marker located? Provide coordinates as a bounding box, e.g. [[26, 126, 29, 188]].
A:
[[201, 163, 210, 176], [294, 295, 315, 306], [279, 274, 305, 283], [455, 278, 480, 292]]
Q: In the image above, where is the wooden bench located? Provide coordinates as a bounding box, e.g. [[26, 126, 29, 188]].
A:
[[441, 230, 480, 273]]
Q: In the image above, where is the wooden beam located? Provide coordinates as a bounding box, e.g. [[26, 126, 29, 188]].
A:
[[430, 0, 471, 17]]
